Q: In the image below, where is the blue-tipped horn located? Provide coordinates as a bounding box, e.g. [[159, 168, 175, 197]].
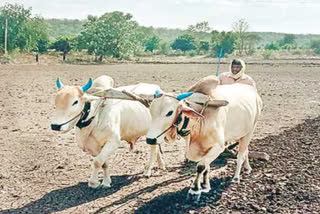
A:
[[56, 77, 64, 89], [154, 90, 163, 98], [176, 92, 193, 101], [82, 78, 93, 92]]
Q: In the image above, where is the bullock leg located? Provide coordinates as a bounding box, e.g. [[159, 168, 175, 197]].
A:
[[88, 161, 101, 188], [233, 132, 253, 183], [187, 163, 206, 202], [243, 152, 252, 174], [201, 164, 211, 193], [88, 140, 119, 188], [156, 146, 166, 170], [144, 145, 158, 177], [184, 135, 191, 163], [102, 161, 112, 187], [188, 142, 224, 200]]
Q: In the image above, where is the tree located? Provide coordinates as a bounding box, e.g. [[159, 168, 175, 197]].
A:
[[0, 3, 49, 52], [51, 36, 72, 61], [311, 40, 320, 54], [26, 16, 49, 62], [279, 34, 296, 47], [232, 19, 249, 56], [158, 42, 170, 55], [171, 34, 196, 52], [211, 31, 236, 57], [33, 39, 48, 62], [244, 33, 261, 55], [265, 42, 280, 50], [136, 26, 154, 48], [145, 36, 160, 52], [188, 21, 211, 33], [265, 34, 297, 51], [79, 12, 141, 60], [198, 40, 210, 52]]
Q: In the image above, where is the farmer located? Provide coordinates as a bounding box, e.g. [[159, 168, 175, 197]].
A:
[[218, 59, 257, 155], [218, 59, 256, 88]]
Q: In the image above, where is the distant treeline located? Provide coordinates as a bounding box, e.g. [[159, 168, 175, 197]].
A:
[[1, 3, 320, 62], [46, 19, 320, 48]]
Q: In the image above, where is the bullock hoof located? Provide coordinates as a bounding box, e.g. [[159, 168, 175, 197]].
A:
[[244, 168, 252, 175], [101, 178, 112, 188], [187, 189, 202, 202], [232, 177, 240, 184], [159, 165, 166, 171], [101, 182, 111, 188], [88, 180, 101, 189], [143, 170, 152, 178], [200, 184, 211, 193]]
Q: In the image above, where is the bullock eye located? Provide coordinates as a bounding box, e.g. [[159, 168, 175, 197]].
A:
[[166, 111, 174, 117], [72, 100, 79, 106]]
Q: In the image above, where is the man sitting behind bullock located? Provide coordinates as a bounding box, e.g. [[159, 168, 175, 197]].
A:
[[219, 59, 256, 88]]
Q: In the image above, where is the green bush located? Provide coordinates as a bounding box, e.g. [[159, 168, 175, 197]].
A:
[[198, 40, 210, 52], [265, 42, 280, 50], [158, 42, 170, 55], [311, 40, 320, 54], [187, 50, 197, 57], [262, 50, 273, 59], [171, 34, 196, 52]]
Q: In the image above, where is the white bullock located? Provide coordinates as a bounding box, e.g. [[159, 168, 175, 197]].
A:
[[146, 75, 263, 199], [51, 76, 165, 188]]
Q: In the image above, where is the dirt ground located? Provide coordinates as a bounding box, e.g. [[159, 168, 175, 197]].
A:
[[0, 63, 319, 213]]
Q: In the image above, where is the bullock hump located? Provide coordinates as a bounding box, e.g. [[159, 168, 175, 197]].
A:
[[187, 75, 219, 97]]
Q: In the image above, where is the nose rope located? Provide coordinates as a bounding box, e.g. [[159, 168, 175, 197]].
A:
[[53, 98, 106, 130], [155, 112, 183, 139], [52, 112, 83, 130]]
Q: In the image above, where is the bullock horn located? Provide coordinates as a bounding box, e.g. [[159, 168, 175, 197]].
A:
[[56, 77, 64, 89], [82, 78, 93, 92], [176, 92, 193, 101], [154, 90, 163, 98]]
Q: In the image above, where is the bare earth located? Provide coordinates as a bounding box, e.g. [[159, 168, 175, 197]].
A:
[[0, 63, 319, 213]]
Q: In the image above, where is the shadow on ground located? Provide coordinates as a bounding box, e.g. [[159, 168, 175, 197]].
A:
[[134, 177, 232, 214], [1, 174, 139, 214]]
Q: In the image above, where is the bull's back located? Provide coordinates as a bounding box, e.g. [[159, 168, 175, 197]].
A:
[[115, 83, 160, 142], [214, 84, 262, 141]]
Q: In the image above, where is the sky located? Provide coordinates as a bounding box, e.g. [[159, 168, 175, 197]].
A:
[[1, 0, 320, 34]]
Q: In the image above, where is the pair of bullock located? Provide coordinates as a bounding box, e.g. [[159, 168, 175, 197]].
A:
[[51, 75, 263, 199]]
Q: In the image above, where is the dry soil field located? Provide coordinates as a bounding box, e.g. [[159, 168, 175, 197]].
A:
[[0, 63, 319, 213]]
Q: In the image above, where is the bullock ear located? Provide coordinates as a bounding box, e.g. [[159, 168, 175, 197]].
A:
[[81, 93, 101, 102], [180, 104, 204, 118]]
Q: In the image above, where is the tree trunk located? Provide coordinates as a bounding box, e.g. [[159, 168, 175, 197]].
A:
[[35, 54, 39, 63], [98, 55, 103, 62], [63, 52, 66, 61]]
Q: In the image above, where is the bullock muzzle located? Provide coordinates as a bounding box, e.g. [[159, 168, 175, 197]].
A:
[[146, 138, 158, 145]]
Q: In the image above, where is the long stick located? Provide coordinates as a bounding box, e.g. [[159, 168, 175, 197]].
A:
[[215, 48, 223, 76]]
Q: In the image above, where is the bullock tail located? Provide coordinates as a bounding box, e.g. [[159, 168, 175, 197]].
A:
[[253, 95, 263, 127]]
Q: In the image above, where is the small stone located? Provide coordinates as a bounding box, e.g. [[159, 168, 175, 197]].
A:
[[251, 203, 261, 211]]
